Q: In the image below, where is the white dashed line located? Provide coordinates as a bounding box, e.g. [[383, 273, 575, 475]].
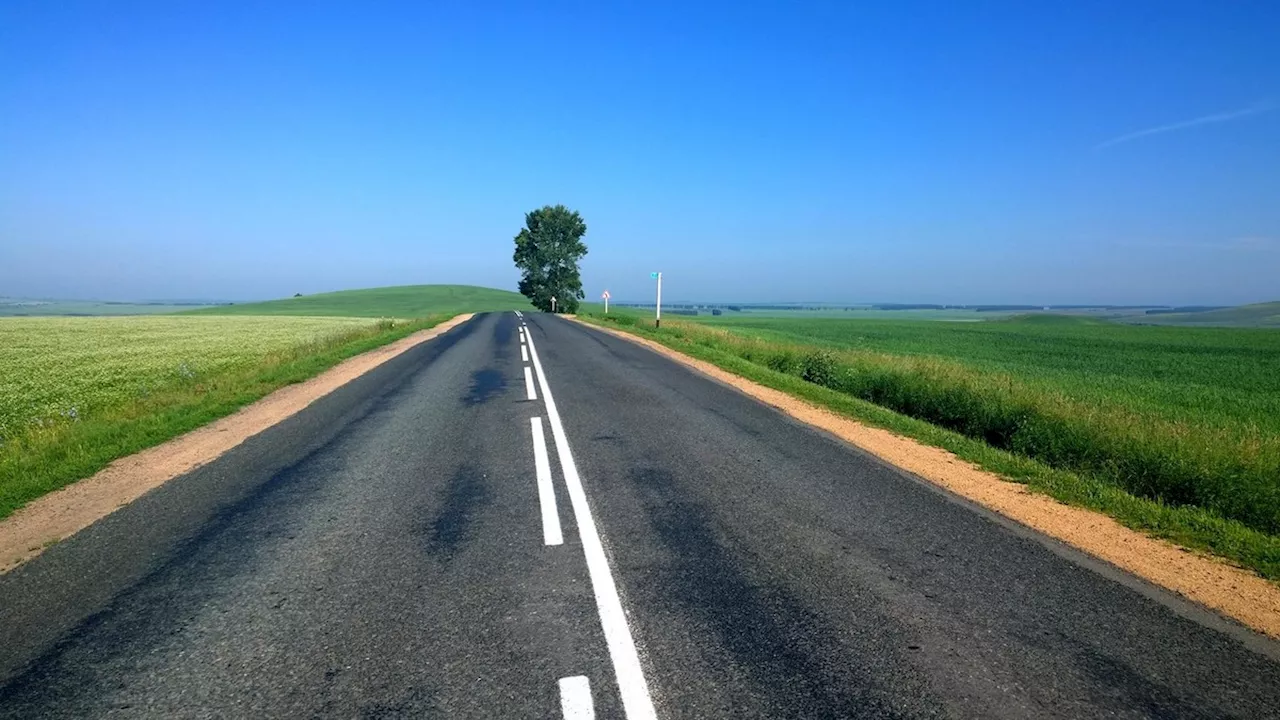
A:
[[530, 417, 563, 546], [522, 345, 529, 362], [525, 331, 658, 720], [559, 676, 595, 719], [524, 366, 537, 400]]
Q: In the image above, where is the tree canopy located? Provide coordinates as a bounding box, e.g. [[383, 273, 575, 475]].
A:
[[512, 205, 588, 313]]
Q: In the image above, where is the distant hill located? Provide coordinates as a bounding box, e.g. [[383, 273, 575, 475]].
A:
[[1126, 302, 1280, 328], [188, 284, 531, 318]]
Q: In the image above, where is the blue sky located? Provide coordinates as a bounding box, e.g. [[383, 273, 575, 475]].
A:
[[2, 1, 1278, 305]]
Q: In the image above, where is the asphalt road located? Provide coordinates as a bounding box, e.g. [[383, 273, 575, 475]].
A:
[[1, 311, 1278, 718]]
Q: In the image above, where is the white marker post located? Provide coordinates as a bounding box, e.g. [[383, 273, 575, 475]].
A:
[[551, 295, 558, 314], [602, 289, 611, 314], [650, 272, 662, 328]]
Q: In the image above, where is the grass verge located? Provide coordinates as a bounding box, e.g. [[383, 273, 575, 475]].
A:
[[577, 311, 1280, 582], [0, 316, 447, 520]]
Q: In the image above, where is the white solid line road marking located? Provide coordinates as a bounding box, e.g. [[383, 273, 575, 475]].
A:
[[559, 676, 595, 719], [524, 366, 537, 400], [530, 418, 564, 546], [525, 331, 658, 720], [522, 345, 529, 362]]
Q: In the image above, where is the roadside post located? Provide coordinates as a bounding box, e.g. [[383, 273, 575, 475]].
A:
[[602, 289, 611, 314], [650, 271, 662, 328], [551, 296, 557, 314]]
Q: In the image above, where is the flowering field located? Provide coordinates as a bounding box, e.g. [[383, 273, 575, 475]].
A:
[[0, 315, 384, 441]]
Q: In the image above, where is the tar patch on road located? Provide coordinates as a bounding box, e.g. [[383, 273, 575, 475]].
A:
[[463, 368, 506, 406], [630, 466, 939, 719], [492, 315, 515, 347], [426, 464, 490, 561]]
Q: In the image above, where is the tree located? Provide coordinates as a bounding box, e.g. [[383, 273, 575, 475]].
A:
[[512, 204, 588, 313]]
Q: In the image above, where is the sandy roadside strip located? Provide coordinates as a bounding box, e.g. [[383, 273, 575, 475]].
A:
[[0, 313, 475, 573], [572, 318, 1280, 641]]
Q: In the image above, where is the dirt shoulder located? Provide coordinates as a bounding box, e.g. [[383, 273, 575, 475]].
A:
[[572, 318, 1280, 641], [0, 314, 474, 573]]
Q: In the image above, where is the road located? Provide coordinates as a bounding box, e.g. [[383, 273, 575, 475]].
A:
[[1, 311, 1278, 718]]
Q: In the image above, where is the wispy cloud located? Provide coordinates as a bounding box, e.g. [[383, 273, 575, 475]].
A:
[[1093, 103, 1274, 151]]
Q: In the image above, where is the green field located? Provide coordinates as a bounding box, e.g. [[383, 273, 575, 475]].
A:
[[677, 308, 1009, 321], [695, 313, 1280, 434], [603, 302, 1280, 327], [3, 284, 531, 319], [0, 316, 386, 438], [581, 308, 1280, 580], [0, 315, 441, 520], [189, 284, 531, 318], [1124, 301, 1280, 328], [0, 284, 527, 519]]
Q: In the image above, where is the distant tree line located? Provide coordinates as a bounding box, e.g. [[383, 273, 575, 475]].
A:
[[609, 302, 1213, 314], [1144, 306, 1225, 315], [613, 303, 867, 312]]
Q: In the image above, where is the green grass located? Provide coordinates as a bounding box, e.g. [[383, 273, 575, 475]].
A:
[[188, 284, 531, 318], [579, 308, 1280, 581], [0, 316, 389, 437], [0, 315, 450, 520], [1, 283, 530, 519], [694, 312, 1280, 434]]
